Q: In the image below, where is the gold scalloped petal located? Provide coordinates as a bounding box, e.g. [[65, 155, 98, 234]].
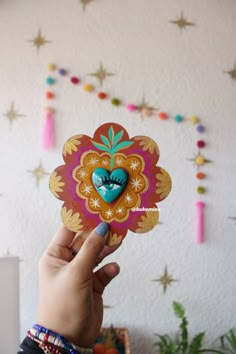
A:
[[49, 171, 65, 198], [134, 136, 159, 154], [61, 207, 83, 232], [63, 135, 82, 157], [135, 210, 159, 233], [156, 168, 172, 200], [108, 232, 123, 246]]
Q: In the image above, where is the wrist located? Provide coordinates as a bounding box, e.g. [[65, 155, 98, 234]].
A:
[[28, 324, 93, 354]]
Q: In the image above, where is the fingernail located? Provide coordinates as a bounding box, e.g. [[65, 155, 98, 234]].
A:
[[96, 222, 109, 237]]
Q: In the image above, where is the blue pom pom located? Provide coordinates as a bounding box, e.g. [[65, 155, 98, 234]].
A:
[[46, 77, 55, 85], [175, 114, 183, 123]]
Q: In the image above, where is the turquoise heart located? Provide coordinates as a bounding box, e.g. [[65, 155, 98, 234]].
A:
[[92, 168, 128, 203]]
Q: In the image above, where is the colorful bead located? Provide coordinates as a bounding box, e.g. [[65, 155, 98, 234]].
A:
[[45, 91, 54, 99], [175, 114, 183, 122], [126, 104, 136, 112], [83, 84, 94, 92], [197, 140, 205, 148], [70, 76, 80, 84], [196, 172, 205, 179], [111, 98, 121, 106], [195, 155, 205, 165], [58, 68, 67, 76], [47, 63, 56, 71], [196, 124, 205, 133], [46, 77, 55, 85], [141, 107, 152, 116], [197, 186, 206, 194], [190, 115, 199, 124], [97, 92, 107, 99], [45, 107, 55, 114], [158, 112, 168, 120]]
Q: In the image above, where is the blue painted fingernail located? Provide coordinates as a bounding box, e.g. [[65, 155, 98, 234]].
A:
[[96, 222, 109, 236]]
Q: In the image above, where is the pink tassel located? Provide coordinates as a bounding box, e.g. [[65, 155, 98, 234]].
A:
[[42, 111, 54, 149]]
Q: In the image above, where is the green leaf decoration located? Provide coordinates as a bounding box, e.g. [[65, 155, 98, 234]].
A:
[[91, 141, 110, 152], [100, 134, 111, 147], [111, 140, 133, 153], [108, 126, 114, 142], [113, 130, 124, 146], [173, 301, 185, 319]]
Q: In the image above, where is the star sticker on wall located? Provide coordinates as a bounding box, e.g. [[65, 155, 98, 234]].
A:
[[137, 98, 157, 118], [170, 11, 195, 31], [80, 0, 94, 11], [3, 102, 25, 127], [152, 265, 177, 293], [187, 153, 212, 169], [89, 63, 115, 87], [28, 161, 49, 187], [225, 63, 236, 81], [28, 29, 51, 51], [228, 216, 236, 223]]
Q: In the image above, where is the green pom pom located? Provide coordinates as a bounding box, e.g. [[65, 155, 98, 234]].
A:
[[197, 186, 206, 194], [111, 98, 121, 106]]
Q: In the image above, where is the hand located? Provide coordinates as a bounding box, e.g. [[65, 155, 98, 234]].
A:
[[37, 222, 120, 348]]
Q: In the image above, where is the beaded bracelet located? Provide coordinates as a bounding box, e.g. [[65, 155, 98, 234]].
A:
[[27, 324, 93, 354]]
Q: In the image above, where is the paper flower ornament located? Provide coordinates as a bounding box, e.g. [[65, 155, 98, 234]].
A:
[[49, 123, 171, 245]]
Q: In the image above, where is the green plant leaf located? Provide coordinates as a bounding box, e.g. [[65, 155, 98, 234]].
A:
[[188, 332, 205, 354], [111, 140, 133, 154], [173, 301, 185, 319], [113, 130, 124, 146], [100, 134, 111, 147], [91, 141, 110, 153], [108, 126, 115, 143]]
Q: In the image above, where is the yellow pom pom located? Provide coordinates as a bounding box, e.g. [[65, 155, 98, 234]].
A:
[[195, 155, 205, 166], [190, 115, 199, 124], [83, 84, 94, 92], [47, 63, 56, 71]]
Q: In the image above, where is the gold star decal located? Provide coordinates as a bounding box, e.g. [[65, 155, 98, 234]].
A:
[[28, 29, 50, 51], [228, 216, 236, 223], [80, 0, 94, 11], [4, 102, 25, 126], [103, 305, 112, 309], [28, 161, 49, 187], [188, 153, 212, 169], [136, 97, 157, 118], [170, 11, 195, 31], [89, 63, 115, 87], [152, 266, 177, 293], [225, 64, 236, 81]]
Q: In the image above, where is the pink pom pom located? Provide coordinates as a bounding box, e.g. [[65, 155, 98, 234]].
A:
[[42, 112, 54, 149], [126, 104, 136, 112]]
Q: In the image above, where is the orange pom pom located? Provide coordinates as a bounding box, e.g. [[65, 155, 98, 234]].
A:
[[93, 343, 106, 354], [45, 91, 54, 99], [196, 172, 205, 179], [158, 111, 168, 120]]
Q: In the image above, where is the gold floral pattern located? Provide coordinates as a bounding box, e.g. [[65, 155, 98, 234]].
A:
[[136, 210, 159, 233], [61, 207, 83, 232], [49, 171, 65, 198], [134, 136, 159, 154], [108, 232, 123, 246], [63, 135, 82, 157], [156, 168, 172, 200]]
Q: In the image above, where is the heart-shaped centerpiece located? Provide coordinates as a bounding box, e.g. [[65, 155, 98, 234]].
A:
[[92, 168, 128, 203]]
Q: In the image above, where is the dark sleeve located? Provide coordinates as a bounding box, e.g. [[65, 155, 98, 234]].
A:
[[17, 337, 44, 354]]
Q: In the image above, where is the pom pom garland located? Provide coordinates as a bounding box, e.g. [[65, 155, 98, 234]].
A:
[[43, 63, 210, 230]]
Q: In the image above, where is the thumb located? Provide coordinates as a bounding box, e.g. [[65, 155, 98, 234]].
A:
[[71, 222, 109, 273]]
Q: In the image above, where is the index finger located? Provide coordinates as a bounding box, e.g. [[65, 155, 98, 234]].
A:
[[47, 224, 76, 252]]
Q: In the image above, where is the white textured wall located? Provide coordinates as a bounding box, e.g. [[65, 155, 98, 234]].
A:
[[0, 1, 236, 353]]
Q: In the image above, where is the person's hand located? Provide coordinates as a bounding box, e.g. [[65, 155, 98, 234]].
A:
[[37, 222, 120, 348]]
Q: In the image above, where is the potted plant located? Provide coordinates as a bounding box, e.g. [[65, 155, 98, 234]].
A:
[[153, 301, 225, 354]]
